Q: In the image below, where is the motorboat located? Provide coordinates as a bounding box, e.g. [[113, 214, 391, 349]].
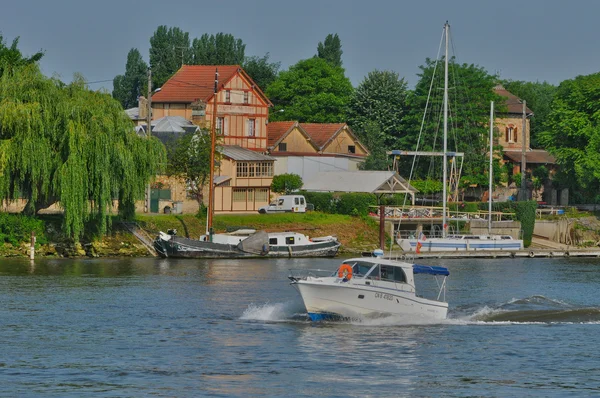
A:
[[154, 228, 341, 259], [289, 250, 449, 321]]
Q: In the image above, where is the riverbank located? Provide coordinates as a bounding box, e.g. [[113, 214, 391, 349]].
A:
[[0, 213, 383, 258]]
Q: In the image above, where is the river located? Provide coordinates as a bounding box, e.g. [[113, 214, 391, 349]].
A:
[[1, 255, 600, 397]]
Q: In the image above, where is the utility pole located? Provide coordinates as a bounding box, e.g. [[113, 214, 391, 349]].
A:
[[520, 100, 527, 201], [146, 67, 152, 213], [207, 68, 218, 239]]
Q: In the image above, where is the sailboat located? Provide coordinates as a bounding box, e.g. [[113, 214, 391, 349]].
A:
[[395, 23, 523, 253], [152, 69, 341, 259]]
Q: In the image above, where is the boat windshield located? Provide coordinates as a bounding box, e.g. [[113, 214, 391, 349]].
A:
[[342, 260, 375, 277]]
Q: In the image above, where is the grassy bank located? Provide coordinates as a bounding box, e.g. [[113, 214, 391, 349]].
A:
[[0, 212, 382, 258]]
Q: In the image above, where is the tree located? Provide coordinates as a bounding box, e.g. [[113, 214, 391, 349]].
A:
[[165, 129, 213, 208], [347, 70, 409, 148], [149, 26, 192, 88], [191, 33, 245, 65], [0, 34, 43, 77], [502, 80, 557, 148], [112, 48, 148, 109], [317, 33, 343, 67], [402, 57, 502, 188], [271, 174, 303, 194], [266, 57, 353, 123], [0, 64, 165, 240], [538, 72, 600, 202], [243, 53, 280, 92], [356, 122, 392, 171]]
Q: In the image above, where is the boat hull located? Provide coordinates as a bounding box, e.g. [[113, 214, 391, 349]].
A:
[[397, 237, 523, 252], [295, 280, 448, 321], [154, 235, 341, 259]]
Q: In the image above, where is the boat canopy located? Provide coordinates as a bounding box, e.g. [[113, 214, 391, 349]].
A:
[[413, 264, 450, 276]]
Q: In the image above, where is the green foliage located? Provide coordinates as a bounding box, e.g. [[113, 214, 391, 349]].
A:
[[538, 72, 600, 202], [165, 129, 213, 207], [271, 173, 303, 194], [266, 57, 354, 123], [149, 26, 192, 88], [356, 121, 391, 170], [0, 213, 47, 246], [191, 33, 245, 65], [513, 200, 538, 247], [0, 34, 44, 78], [300, 191, 335, 213], [316, 33, 343, 67], [336, 193, 377, 216], [243, 53, 280, 92], [0, 65, 165, 241], [112, 48, 148, 109], [401, 58, 502, 183], [411, 179, 443, 195], [502, 80, 557, 148], [347, 70, 409, 148]]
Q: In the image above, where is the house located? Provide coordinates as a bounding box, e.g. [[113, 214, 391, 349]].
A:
[[141, 65, 275, 213], [493, 85, 559, 203], [266, 121, 369, 180]]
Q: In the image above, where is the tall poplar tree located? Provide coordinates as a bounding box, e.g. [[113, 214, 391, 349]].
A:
[[149, 26, 192, 88], [191, 33, 245, 65], [112, 48, 148, 109], [317, 33, 343, 67]]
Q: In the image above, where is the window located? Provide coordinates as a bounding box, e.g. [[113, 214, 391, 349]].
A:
[[225, 90, 231, 103], [295, 197, 300, 205], [505, 126, 518, 143], [237, 162, 273, 177], [247, 189, 254, 202], [347, 261, 376, 277], [278, 143, 287, 152], [285, 236, 295, 245], [237, 162, 248, 177], [233, 188, 246, 202], [256, 188, 269, 202], [217, 117, 225, 135], [244, 91, 249, 104], [348, 145, 356, 154], [269, 237, 278, 245], [247, 119, 256, 137]]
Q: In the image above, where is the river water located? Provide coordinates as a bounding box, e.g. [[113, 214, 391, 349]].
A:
[[1, 255, 600, 397]]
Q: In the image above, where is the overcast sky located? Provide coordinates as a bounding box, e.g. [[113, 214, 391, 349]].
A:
[[2, 0, 598, 92]]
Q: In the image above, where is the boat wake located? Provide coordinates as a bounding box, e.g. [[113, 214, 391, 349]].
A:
[[240, 301, 308, 322], [452, 295, 600, 324]]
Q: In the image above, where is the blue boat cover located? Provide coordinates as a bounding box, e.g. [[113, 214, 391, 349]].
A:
[[413, 264, 450, 276]]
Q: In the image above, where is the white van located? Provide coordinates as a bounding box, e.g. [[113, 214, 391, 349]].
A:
[[258, 195, 307, 214]]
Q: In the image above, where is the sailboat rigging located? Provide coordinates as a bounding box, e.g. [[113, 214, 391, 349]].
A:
[[395, 22, 523, 253]]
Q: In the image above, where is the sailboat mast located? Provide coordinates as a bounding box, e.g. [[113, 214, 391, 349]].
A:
[[208, 68, 219, 237], [442, 22, 449, 238], [489, 101, 494, 235]]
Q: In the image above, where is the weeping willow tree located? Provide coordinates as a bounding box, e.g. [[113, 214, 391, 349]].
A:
[[0, 64, 165, 240]]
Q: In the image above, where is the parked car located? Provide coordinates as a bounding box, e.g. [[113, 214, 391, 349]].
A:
[[258, 195, 307, 214]]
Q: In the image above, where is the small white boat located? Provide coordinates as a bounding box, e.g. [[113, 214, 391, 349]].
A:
[[289, 251, 449, 321]]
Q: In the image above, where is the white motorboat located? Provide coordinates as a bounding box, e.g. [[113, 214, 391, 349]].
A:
[[289, 251, 449, 321]]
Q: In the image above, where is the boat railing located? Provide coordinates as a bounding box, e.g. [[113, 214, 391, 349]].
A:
[[288, 268, 334, 281]]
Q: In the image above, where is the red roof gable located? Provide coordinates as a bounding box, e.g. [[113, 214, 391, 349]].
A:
[[151, 65, 241, 103], [494, 85, 533, 115], [267, 121, 297, 147], [301, 123, 346, 149]]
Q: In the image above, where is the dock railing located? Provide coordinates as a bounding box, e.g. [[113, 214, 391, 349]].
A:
[[370, 205, 515, 221]]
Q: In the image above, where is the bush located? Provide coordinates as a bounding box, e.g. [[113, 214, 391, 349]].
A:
[[0, 213, 47, 246], [336, 193, 377, 216], [300, 191, 335, 213]]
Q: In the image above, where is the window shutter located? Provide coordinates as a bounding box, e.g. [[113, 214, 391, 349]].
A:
[[514, 127, 518, 143], [505, 127, 509, 142]]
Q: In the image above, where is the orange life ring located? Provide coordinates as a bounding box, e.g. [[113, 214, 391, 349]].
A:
[[338, 264, 353, 280]]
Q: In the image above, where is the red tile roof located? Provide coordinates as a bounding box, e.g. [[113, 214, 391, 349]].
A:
[[301, 123, 346, 148], [267, 121, 297, 147], [494, 85, 533, 115], [151, 65, 242, 103], [503, 150, 556, 164]]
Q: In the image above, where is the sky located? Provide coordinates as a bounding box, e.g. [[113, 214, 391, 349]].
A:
[[2, 0, 599, 93]]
